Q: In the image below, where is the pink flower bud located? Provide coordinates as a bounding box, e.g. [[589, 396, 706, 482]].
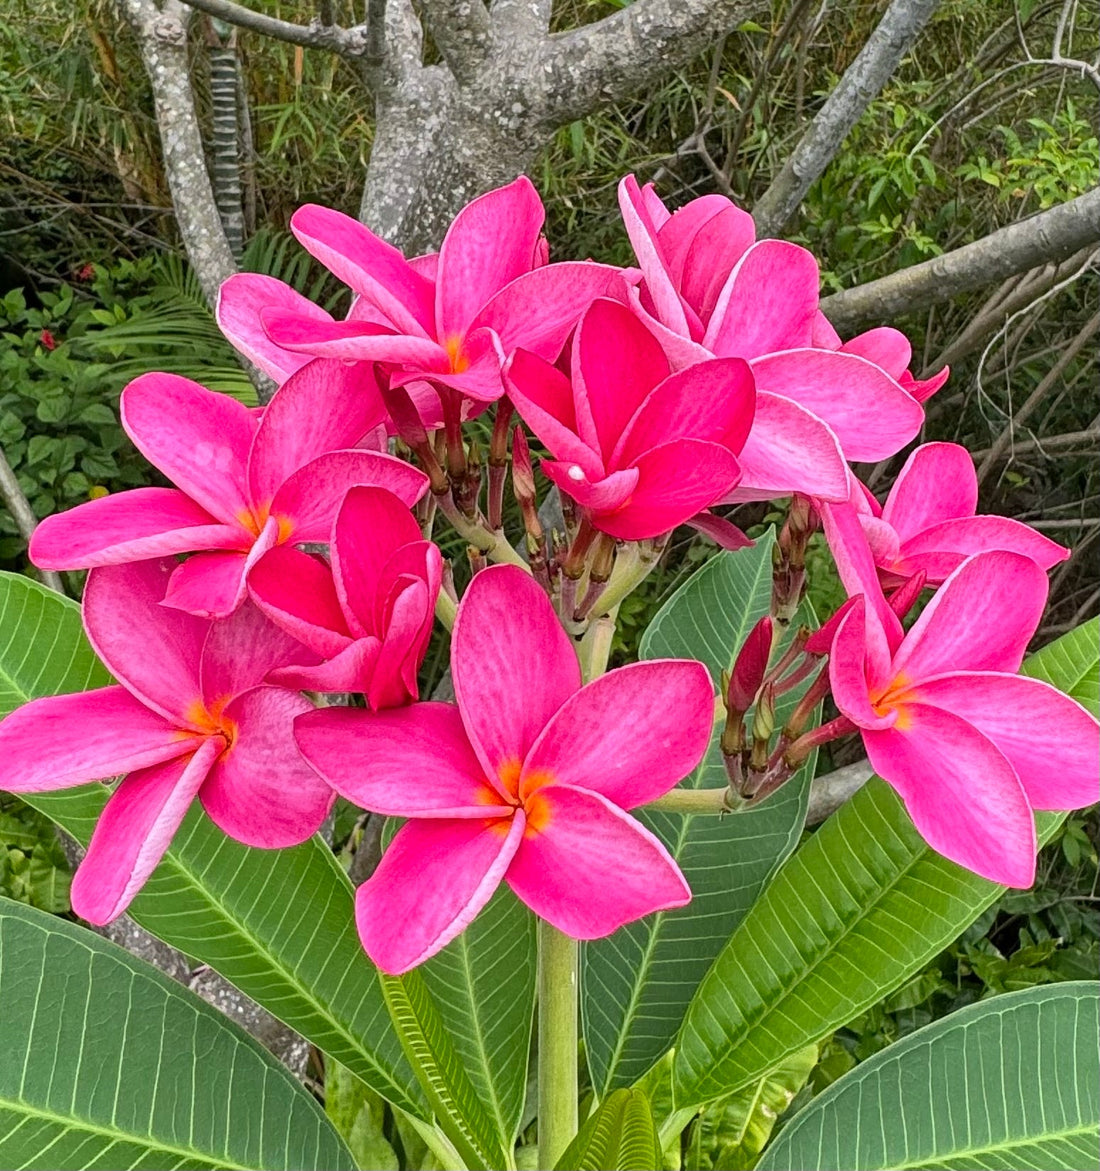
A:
[[728, 616, 773, 712]]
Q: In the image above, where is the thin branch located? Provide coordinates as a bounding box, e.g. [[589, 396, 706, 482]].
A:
[[820, 186, 1100, 332], [0, 446, 64, 593], [414, 0, 491, 83], [970, 428, 1100, 461], [177, 0, 369, 56], [530, 0, 761, 126], [753, 0, 942, 238]]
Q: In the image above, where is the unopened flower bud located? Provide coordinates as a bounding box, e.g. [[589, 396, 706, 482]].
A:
[[511, 426, 537, 506], [489, 400, 514, 467], [887, 570, 928, 619], [728, 616, 773, 713], [751, 682, 777, 745]]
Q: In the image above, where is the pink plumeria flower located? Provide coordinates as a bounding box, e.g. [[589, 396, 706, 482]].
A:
[[810, 315, 949, 403], [30, 360, 428, 617], [847, 443, 1069, 587], [618, 175, 927, 498], [249, 485, 441, 708], [827, 550, 1099, 887], [504, 297, 754, 541], [0, 559, 333, 924], [295, 565, 713, 974], [221, 177, 626, 411]]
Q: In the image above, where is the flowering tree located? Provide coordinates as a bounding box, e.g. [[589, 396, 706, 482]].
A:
[[0, 175, 1097, 1169]]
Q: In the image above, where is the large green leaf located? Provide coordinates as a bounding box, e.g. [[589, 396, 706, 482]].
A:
[[380, 970, 510, 1171], [673, 618, 1099, 1108], [583, 535, 814, 1093], [0, 571, 426, 1118], [758, 983, 1100, 1171], [420, 885, 536, 1148], [0, 896, 354, 1170], [554, 1089, 661, 1171]]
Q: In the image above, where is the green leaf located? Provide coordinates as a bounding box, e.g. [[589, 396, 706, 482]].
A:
[[325, 1060, 399, 1171], [757, 983, 1100, 1171], [0, 571, 426, 1118], [1021, 616, 1099, 713], [673, 619, 1099, 1108], [0, 896, 354, 1170], [380, 969, 510, 1171], [583, 534, 814, 1093], [420, 885, 536, 1147], [554, 1089, 661, 1171], [686, 1044, 817, 1171]]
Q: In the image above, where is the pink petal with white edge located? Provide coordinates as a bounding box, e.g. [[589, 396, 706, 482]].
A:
[[839, 326, 911, 379], [542, 462, 640, 514], [860, 514, 901, 566], [261, 310, 446, 367], [270, 450, 428, 542], [612, 357, 755, 469], [295, 702, 510, 818], [725, 392, 849, 504], [749, 349, 924, 462], [29, 488, 244, 570], [863, 704, 1037, 887], [593, 439, 741, 542], [70, 737, 222, 924], [676, 205, 756, 326], [891, 551, 1048, 681], [357, 813, 525, 973], [574, 298, 670, 461], [904, 672, 1100, 812], [522, 660, 713, 808], [0, 686, 195, 793], [269, 639, 379, 694], [436, 176, 544, 340], [503, 350, 603, 477], [290, 203, 434, 336], [216, 273, 331, 383], [704, 240, 819, 359], [248, 546, 351, 657], [829, 603, 897, 730], [452, 565, 581, 787], [474, 261, 627, 361], [883, 442, 978, 539], [618, 175, 691, 335], [199, 686, 332, 848], [811, 311, 843, 349], [83, 560, 208, 725], [247, 359, 387, 506], [894, 515, 1070, 581], [368, 578, 429, 710], [200, 599, 311, 703], [121, 373, 256, 526], [507, 785, 691, 937], [163, 549, 253, 619], [627, 289, 714, 369]]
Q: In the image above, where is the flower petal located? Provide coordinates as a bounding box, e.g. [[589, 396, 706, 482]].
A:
[[749, 349, 924, 462], [904, 672, 1100, 812], [437, 176, 545, 340], [891, 551, 1049, 680], [290, 203, 435, 335], [0, 686, 194, 793], [883, 442, 978, 539], [674, 203, 756, 327], [829, 602, 897, 730], [70, 737, 221, 924], [261, 311, 446, 365], [216, 273, 331, 383], [247, 358, 388, 505], [704, 240, 819, 359], [270, 450, 428, 542], [356, 813, 525, 973], [295, 702, 509, 818], [248, 546, 351, 657], [199, 686, 332, 848], [121, 373, 256, 526], [506, 785, 690, 937], [269, 639, 380, 694], [895, 515, 1069, 582], [452, 565, 581, 787], [839, 326, 911, 378], [542, 462, 639, 514], [618, 175, 691, 336], [83, 559, 208, 724], [29, 489, 243, 570], [521, 660, 713, 807], [200, 599, 312, 703], [863, 705, 1036, 887], [727, 392, 849, 503]]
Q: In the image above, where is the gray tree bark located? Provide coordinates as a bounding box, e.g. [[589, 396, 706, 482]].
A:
[[752, 0, 943, 238]]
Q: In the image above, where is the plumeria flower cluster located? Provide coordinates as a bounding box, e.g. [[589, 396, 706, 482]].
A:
[[2, 174, 1096, 973]]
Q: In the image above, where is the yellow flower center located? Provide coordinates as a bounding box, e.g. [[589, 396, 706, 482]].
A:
[[482, 759, 555, 837], [236, 502, 295, 543], [444, 335, 470, 374], [871, 672, 915, 730], [180, 695, 239, 756]]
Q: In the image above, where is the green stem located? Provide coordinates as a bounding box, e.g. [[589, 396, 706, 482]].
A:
[[644, 787, 737, 814], [586, 543, 651, 619], [434, 590, 457, 632], [434, 489, 530, 570], [537, 920, 578, 1170]]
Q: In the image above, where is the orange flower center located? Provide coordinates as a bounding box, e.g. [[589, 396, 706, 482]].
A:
[[236, 501, 295, 543], [871, 672, 915, 730], [444, 335, 470, 374], [481, 759, 555, 837], [181, 695, 239, 756]]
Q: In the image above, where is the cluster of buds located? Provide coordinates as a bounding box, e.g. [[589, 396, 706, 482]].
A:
[[771, 494, 819, 626]]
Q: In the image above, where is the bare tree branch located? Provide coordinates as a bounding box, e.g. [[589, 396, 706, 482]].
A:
[[820, 186, 1100, 332], [752, 0, 942, 237], [531, 0, 762, 126], [414, 0, 491, 84], [490, 0, 551, 39], [0, 446, 64, 593], [177, 0, 369, 56]]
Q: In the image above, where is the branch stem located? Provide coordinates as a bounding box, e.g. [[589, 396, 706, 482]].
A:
[[537, 920, 578, 1171]]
